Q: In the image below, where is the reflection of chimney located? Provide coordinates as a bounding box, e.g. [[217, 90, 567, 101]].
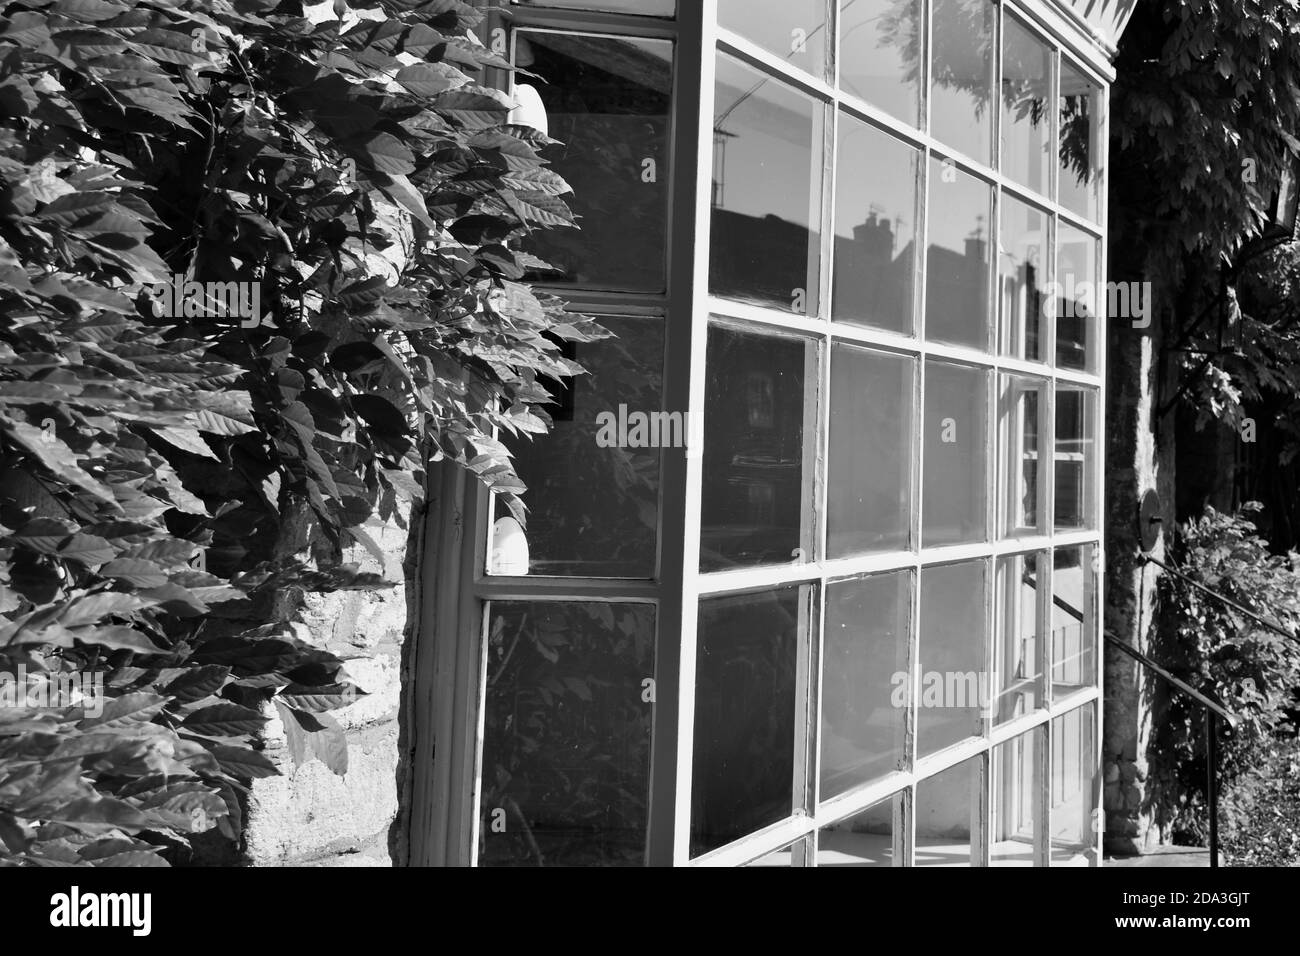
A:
[[965, 230, 986, 263], [852, 210, 895, 260]]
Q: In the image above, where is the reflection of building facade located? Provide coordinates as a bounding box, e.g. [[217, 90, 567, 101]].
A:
[[412, 0, 1135, 867]]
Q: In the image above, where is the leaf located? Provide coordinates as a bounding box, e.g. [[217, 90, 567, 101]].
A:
[[208, 745, 279, 780], [58, 592, 154, 628], [350, 394, 407, 436], [162, 666, 231, 705], [98, 558, 169, 588], [181, 703, 268, 737], [277, 683, 362, 713], [77, 693, 168, 732], [349, 131, 415, 176], [150, 426, 218, 460], [72, 625, 161, 654], [395, 62, 466, 97]]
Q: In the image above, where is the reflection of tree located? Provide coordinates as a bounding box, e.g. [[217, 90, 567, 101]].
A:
[[479, 603, 654, 866], [883, 0, 993, 120]]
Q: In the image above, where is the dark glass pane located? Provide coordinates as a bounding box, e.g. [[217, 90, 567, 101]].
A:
[[917, 561, 987, 757], [515, 32, 672, 292], [840, 0, 922, 127], [718, 0, 828, 79], [493, 318, 661, 578], [923, 362, 988, 546], [1054, 224, 1098, 371], [833, 114, 919, 333], [915, 756, 979, 866], [931, 0, 995, 163], [998, 194, 1048, 361], [711, 54, 823, 314], [820, 573, 911, 800], [479, 602, 655, 866], [828, 344, 912, 557], [925, 159, 992, 349], [691, 585, 809, 856], [700, 325, 813, 571], [514, 0, 675, 14], [1001, 17, 1052, 193], [1059, 60, 1102, 221]]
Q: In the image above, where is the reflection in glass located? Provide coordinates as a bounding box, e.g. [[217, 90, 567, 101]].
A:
[[1051, 545, 1097, 693], [516, 32, 672, 292], [514, 0, 674, 14], [711, 54, 823, 314], [834, 115, 919, 333], [1055, 225, 1098, 371], [746, 841, 803, 866], [828, 346, 913, 557], [692, 585, 809, 856], [931, 0, 995, 163], [1054, 388, 1096, 530], [915, 756, 979, 866], [925, 160, 992, 349], [1051, 702, 1098, 863], [496, 318, 661, 577], [479, 602, 655, 866], [918, 561, 987, 757], [840, 0, 922, 126], [718, 0, 828, 78], [994, 552, 1042, 723], [1060, 60, 1103, 221], [999, 194, 1048, 361], [923, 362, 988, 546], [821, 573, 911, 800], [999, 375, 1045, 535], [700, 325, 813, 571], [818, 795, 898, 866], [1001, 17, 1052, 193], [992, 730, 1041, 865]]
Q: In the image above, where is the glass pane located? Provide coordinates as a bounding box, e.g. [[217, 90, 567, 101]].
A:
[[818, 795, 898, 866], [718, 0, 828, 79], [711, 55, 824, 314], [692, 585, 810, 856], [493, 318, 661, 577], [998, 194, 1048, 361], [1051, 545, 1097, 693], [1059, 60, 1103, 221], [839, 0, 922, 127], [1051, 702, 1098, 864], [915, 755, 980, 866], [1000, 17, 1052, 194], [925, 159, 992, 349], [828, 345, 913, 557], [1054, 387, 1096, 530], [514, 0, 675, 14], [821, 572, 911, 801], [923, 362, 988, 546], [992, 729, 1041, 866], [833, 114, 919, 333], [747, 839, 805, 866], [1054, 224, 1099, 371], [700, 325, 814, 571], [931, 0, 995, 163], [479, 602, 655, 866], [515, 32, 672, 292], [993, 552, 1043, 723], [998, 374, 1046, 536], [917, 561, 987, 757]]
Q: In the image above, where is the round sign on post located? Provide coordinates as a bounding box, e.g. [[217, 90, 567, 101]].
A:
[[1138, 489, 1163, 553]]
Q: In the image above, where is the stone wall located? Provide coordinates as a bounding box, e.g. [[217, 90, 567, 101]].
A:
[[242, 509, 418, 867]]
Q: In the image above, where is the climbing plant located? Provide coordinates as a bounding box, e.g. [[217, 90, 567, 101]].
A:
[[0, 0, 601, 865]]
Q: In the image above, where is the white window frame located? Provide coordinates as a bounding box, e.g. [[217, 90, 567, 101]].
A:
[[407, 0, 1112, 868]]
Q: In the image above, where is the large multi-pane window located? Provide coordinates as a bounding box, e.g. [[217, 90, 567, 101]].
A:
[[423, 0, 1108, 867]]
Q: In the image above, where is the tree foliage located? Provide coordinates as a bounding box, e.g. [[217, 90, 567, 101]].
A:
[[0, 0, 599, 866]]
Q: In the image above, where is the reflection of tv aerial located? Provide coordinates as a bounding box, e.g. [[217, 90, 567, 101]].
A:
[[712, 128, 738, 207]]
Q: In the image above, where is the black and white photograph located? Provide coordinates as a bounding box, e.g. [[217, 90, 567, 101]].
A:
[[0, 0, 1296, 930]]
